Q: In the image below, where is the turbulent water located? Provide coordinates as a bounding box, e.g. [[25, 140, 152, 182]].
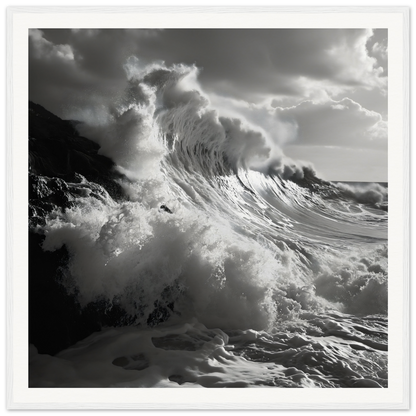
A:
[[29, 61, 388, 388]]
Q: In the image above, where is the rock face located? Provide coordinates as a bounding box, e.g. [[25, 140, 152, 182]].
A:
[[29, 101, 124, 201], [29, 102, 130, 355]]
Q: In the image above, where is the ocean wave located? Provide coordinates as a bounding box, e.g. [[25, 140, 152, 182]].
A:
[[29, 59, 388, 387]]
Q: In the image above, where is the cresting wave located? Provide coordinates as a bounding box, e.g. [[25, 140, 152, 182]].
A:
[[30, 60, 388, 387]]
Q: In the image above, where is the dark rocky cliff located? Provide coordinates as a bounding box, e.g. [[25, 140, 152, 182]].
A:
[[29, 102, 130, 355]]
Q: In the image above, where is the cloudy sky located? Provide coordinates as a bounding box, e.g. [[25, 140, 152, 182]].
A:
[[29, 28, 388, 182]]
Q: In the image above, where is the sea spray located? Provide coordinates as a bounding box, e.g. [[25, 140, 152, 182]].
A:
[[30, 60, 388, 387]]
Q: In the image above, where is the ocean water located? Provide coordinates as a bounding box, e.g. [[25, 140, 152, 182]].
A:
[[29, 61, 387, 388]]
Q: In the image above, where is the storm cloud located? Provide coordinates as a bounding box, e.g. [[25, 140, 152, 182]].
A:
[[29, 28, 388, 181]]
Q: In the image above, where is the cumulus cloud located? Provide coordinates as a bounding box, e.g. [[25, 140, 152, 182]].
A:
[[275, 98, 387, 150], [324, 29, 385, 89], [29, 30, 128, 119], [372, 41, 388, 62], [366, 28, 388, 76], [29, 29, 74, 61]]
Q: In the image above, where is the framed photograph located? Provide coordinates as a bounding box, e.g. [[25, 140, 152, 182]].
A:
[[7, 6, 409, 409]]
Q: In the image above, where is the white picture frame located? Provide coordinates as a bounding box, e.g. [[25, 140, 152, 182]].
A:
[[2, 2, 414, 415]]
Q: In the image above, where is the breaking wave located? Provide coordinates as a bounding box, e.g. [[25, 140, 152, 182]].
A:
[[30, 60, 388, 388]]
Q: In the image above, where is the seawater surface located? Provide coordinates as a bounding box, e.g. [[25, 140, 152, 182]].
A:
[[29, 61, 388, 388]]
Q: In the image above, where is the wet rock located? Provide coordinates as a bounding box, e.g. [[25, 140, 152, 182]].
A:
[[28, 102, 132, 355], [160, 204, 173, 214], [29, 101, 125, 201]]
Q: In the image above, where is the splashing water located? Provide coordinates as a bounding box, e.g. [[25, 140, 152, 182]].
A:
[[30, 60, 387, 388]]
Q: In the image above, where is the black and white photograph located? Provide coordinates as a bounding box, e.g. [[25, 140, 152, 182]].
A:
[[28, 26, 390, 389], [5, 5, 409, 409]]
